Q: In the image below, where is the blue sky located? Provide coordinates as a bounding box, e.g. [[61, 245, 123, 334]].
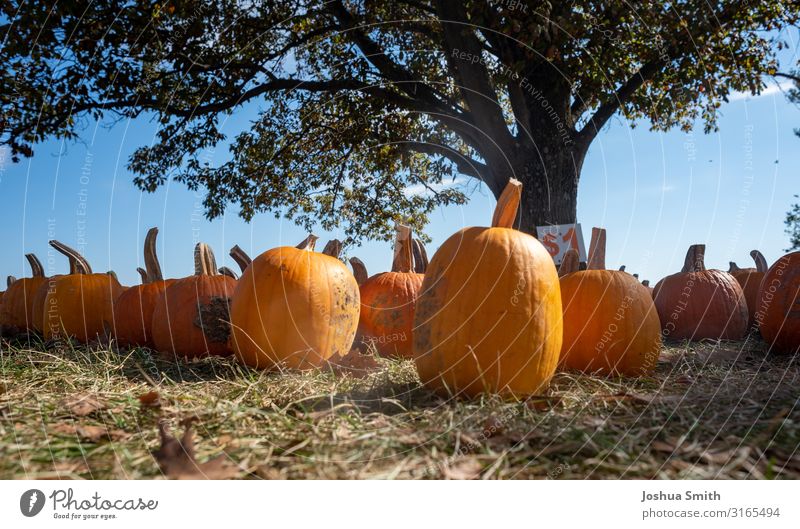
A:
[[0, 77, 798, 286]]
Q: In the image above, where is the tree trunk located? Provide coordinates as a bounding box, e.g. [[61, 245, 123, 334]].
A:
[[489, 138, 587, 236]]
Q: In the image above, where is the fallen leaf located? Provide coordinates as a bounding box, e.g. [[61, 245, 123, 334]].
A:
[[52, 422, 129, 442], [442, 457, 482, 479], [138, 391, 162, 409], [63, 394, 107, 417], [525, 395, 563, 412], [152, 419, 238, 480]]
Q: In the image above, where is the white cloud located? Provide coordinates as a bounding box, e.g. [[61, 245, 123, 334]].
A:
[[728, 80, 795, 102]]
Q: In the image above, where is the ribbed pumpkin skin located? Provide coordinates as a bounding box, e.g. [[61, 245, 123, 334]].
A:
[[2, 277, 47, 332], [560, 271, 661, 376], [413, 227, 563, 398], [730, 269, 765, 330], [755, 252, 800, 354], [43, 274, 125, 342], [230, 246, 361, 370], [653, 270, 748, 341], [151, 276, 236, 358], [114, 280, 174, 347], [358, 272, 423, 358]]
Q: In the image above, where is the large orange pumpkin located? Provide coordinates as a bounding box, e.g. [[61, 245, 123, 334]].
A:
[[413, 179, 563, 398], [1, 254, 47, 334], [653, 244, 748, 341], [357, 224, 425, 358], [151, 243, 237, 359], [558, 229, 661, 376], [114, 228, 174, 348], [230, 234, 361, 370], [754, 251, 800, 354], [728, 250, 768, 331], [43, 241, 125, 343]]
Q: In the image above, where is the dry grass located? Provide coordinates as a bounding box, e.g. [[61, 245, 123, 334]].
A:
[[0, 336, 798, 479]]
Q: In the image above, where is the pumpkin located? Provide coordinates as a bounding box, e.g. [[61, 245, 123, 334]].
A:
[[113, 228, 175, 348], [728, 250, 768, 331], [357, 224, 425, 358], [151, 243, 237, 359], [1, 254, 47, 334], [754, 251, 800, 354], [653, 244, 748, 341], [558, 230, 661, 376], [43, 241, 125, 343], [229, 234, 360, 370], [413, 179, 563, 398], [0, 276, 15, 336]]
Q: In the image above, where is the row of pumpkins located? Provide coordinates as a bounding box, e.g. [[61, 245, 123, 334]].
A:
[[1, 180, 798, 398]]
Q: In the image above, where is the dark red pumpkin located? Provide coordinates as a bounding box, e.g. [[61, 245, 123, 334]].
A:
[[729, 250, 768, 331], [754, 251, 800, 354]]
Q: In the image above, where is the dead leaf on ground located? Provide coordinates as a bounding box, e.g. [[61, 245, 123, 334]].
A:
[[52, 422, 129, 442], [138, 391, 162, 409], [525, 395, 563, 412], [151, 419, 238, 480], [63, 393, 107, 416], [442, 457, 482, 479]]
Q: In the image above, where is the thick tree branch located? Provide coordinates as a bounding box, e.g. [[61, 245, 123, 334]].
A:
[[401, 140, 489, 182]]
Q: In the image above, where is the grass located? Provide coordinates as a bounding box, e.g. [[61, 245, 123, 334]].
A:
[[0, 336, 798, 479]]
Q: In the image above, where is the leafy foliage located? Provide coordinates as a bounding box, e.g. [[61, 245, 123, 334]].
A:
[[2, 1, 798, 240]]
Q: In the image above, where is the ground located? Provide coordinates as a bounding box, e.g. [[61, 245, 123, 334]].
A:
[[0, 337, 798, 479]]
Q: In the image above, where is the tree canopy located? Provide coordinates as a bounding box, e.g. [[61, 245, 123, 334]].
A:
[[2, 1, 798, 241]]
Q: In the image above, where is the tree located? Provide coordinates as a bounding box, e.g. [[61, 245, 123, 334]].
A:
[[777, 70, 800, 251], [2, 1, 798, 241]]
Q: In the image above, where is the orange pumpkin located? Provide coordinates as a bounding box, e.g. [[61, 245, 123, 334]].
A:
[[43, 241, 125, 343], [729, 250, 768, 331], [1, 254, 47, 334], [151, 243, 237, 359], [653, 244, 748, 341], [0, 276, 15, 336], [754, 251, 800, 354], [114, 228, 175, 348], [413, 179, 563, 398], [357, 224, 425, 358], [230, 234, 361, 370], [558, 230, 661, 376]]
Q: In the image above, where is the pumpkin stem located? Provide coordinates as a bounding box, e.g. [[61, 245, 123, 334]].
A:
[[218, 266, 239, 279], [728, 261, 740, 273], [137, 267, 149, 284], [25, 253, 44, 277], [391, 224, 413, 273], [559, 248, 579, 276], [322, 239, 343, 258], [681, 244, 706, 273], [194, 243, 219, 276], [412, 238, 428, 273], [618, 265, 626, 272], [349, 257, 368, 285], [230, 245, 252, 272], [49, 240, 92, 274], [633, 273, 639, 279], [750, 250, 768, 273], [491, 178, 522, 229], [296, 234, 319, 251], [587, 227, 606, 270], [143, 227, 164, 282], [107, 270, 119, 281], [7, 275, 17, 287], [642, 279, 650, 287]]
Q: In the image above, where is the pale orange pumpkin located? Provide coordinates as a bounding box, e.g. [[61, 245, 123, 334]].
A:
[[558, 229, 662, 376], [413, 179, 563, 398], [229, 234, 360, 370]]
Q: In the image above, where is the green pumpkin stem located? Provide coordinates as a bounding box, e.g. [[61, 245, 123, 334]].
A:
[[296, 234, 319, 251], [587, 227, 606, 270], [750, 250, 768, 273], [194, 243, 219, 276], [230, 245, 252, 273], [25, 253, 44, 277], [144, 227, 164, 282], [559, 248, 579, 276], [322, 239, 343, 259], [349, 257, 368, 285], [412, 238, 428, 273], [681, 244, 706, 273], [391, 224, 413, 273], [49, 240, 92, 274], [491, 178, 522, 229]]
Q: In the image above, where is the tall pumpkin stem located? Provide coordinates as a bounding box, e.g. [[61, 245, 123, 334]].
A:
[[412, 238, 428, 273], [230, 245, 252, 272], [391, 224, 413, 273], [491, 178, 522, 229], [349, 257, 368, 285], [194, 243, 219, 276], [681, 244, 706, 273], [322, 239, 343, 258], [143, 227, 164, 282], [296, 234, 319, 251], [25, 253, 44, 277], [587, 227, 606, 270], [750, 250, 768, 273], [559, 248, 579, 276], [49, 240, 92, 274], [137, 267, 149, 284]]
